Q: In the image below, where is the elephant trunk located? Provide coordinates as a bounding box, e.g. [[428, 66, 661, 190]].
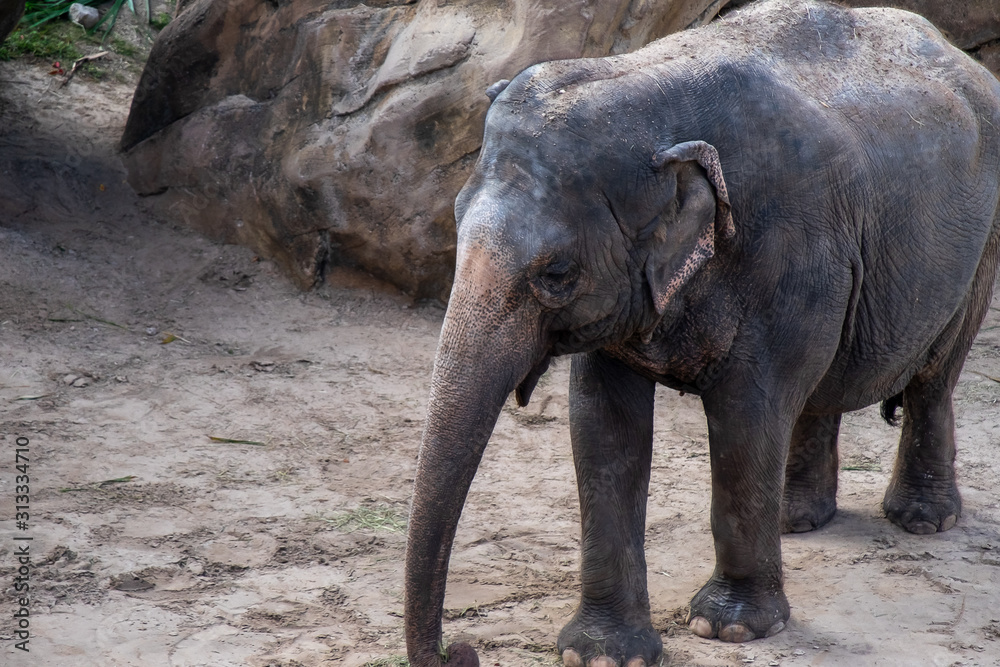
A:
[[404, 273, 541, 666]]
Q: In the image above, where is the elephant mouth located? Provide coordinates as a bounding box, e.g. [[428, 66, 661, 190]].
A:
[[514, 353, 551, 407]]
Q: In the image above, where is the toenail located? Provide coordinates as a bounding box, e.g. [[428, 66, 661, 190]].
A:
[[765, 620, 786, 637], [562, 649, 583, 667], [689, 616, 714, 638], [907, 520, 937, 535], [589, 657, 616, 667], [719, 622, 755, 643], [790, 519, 814, 533], [625, 658, 647, 667], [941, 514, 958, 531]]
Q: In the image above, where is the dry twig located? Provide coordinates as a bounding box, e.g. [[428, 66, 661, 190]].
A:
[[61, 51, 109, 88]]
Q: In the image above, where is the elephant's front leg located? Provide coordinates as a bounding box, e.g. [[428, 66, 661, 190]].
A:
[[559, 351, 660, 667], [688, 377, 794, 642]]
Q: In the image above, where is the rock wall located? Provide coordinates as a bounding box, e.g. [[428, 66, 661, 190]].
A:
[[121, 0, 999, 298], [120, 0, 730, 298], [0, 0, 25, 45], [837, 1, 1000, 70]]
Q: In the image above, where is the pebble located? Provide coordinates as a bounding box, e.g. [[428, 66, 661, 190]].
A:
[[68, 3, 99, 29], [72, 377, 90, 388], [63, 374, 79, 385]]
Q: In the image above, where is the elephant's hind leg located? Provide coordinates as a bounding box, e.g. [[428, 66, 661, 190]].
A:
[[884, 232, 1000, 534], [559, 351, 661, 667], [883, 375, 962, 534], [781, 413, 841, 533]]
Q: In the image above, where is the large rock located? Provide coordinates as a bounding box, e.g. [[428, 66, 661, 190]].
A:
[[120, 0, 729, 298], [121, 0, 998, 298], [838, 1, 1000, 72], [0, 0, 25, 45]]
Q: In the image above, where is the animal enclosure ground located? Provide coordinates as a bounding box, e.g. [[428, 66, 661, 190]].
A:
[[2, 59, 1000, 667]]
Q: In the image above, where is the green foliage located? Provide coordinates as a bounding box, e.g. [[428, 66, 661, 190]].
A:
[[19, 0, 143, 37], [88, 0, 128, 38], [150, 12, 170, 30], [110, 37, 136, 58], [0, 23, 81, 62], [21, 0, 92, 30], [80, 62, 105, 79]]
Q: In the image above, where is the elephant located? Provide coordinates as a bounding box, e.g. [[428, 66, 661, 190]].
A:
[[403, 0, 1000, 665]]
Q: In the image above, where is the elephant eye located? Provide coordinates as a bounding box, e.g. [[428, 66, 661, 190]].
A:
[[531, 260, 580, 308], [540, 260, 574, 284]]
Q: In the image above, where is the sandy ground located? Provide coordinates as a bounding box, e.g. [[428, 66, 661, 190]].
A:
[[1, 58, 1000, 667]]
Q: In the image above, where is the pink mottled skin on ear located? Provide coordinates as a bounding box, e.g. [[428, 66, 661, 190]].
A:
[[653, 229, 715, 314]]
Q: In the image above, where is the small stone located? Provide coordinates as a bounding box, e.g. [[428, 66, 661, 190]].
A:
[[63, 374, 79, 385], [793, 650, 805, 656], [112, 574, 154, 592], [114, 375, 128, 383], [68, 3, 99, 29], [72, 377, 90, 388], [145, 326, 158, 336]]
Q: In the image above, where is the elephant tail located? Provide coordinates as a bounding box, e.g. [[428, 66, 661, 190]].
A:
[[880, 392, 903, 427]]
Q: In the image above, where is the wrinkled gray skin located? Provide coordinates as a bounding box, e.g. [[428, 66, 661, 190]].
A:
[[403, 1, 1000, 665]]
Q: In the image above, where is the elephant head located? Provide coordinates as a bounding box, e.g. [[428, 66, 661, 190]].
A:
[[404, 67, 734, 666]]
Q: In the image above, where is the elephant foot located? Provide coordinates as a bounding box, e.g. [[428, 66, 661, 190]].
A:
[[557, 613, 661, 667], [443, 642, 480, 666], [687, 574, 789, 642], [780, 490, 836, 534], [883, 481, 961, 534]]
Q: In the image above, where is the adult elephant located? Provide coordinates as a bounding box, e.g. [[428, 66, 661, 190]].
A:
[[403, 1, 1000, 665]]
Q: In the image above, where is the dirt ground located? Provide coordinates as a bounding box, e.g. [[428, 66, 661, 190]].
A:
[[1, 57, 1000, 667]]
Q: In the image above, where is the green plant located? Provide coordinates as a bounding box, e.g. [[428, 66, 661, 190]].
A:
[[21, 0, 91, 30], [0, 23, 81, 61], [87, 0, 133, 39], [110, 37, 136, 58], [150, 12, 170, 30], [19, 0, 152, 38], [80, 61, 105, 79]]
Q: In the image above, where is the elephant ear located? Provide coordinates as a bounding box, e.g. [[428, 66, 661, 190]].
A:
[[644, 140, 734, 315], [485, 79, 511, 103]]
